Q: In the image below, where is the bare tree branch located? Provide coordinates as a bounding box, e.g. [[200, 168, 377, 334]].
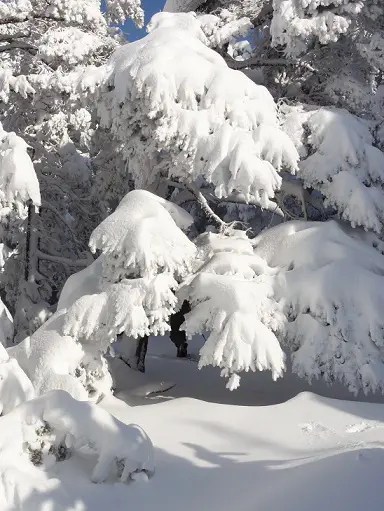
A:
[[186, 182, 227, 229], [36, 250, 89, 268], [0, 41, 37, 54]]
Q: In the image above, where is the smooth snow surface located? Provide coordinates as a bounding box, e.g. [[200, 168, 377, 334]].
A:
[[2, 336, 384, 510]]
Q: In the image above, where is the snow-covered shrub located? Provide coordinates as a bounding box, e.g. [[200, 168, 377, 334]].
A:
[[96, 11, 299, 211], [62, 191, 195, 349], [0, 389, 154, 483], [177, 218, 384, 394]]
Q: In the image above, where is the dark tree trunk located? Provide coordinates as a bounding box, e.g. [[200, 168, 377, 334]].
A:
[[135, 335, 149, 373], [169, 301, 191, 358], [119, 301, 191, 374]]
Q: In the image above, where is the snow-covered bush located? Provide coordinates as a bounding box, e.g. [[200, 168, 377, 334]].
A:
[[177, 219, 384, 394], [0, 389, 154, 483], [63, 189, 196, 344]]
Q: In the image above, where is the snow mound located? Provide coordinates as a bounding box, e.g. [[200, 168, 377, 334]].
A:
[[8, 312, 87, 400], [0, 390, 154, 502]]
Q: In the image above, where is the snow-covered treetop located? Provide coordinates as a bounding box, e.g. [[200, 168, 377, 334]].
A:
[[282, 105, 384, 232], [105, 0, 144, 26], [0, 0, 143, 30], [96, 12, 299, 210], [0, 124, 40, 210], [89, 189, 196, 279]]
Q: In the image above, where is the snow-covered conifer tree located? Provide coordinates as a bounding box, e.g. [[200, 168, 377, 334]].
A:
[[0, 0, 143, 340], [162, 1, 384, 226], [13, 190, 196, 399]]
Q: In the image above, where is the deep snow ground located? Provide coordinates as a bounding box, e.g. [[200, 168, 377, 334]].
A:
[[2, 335, 384, 511], [113, 334, 384, 407]]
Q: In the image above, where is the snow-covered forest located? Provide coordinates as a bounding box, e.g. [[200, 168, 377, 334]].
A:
[[1, 0, 384, 509]]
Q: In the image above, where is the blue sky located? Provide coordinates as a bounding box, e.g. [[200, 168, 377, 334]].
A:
[[122, 0, 165, 41]]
